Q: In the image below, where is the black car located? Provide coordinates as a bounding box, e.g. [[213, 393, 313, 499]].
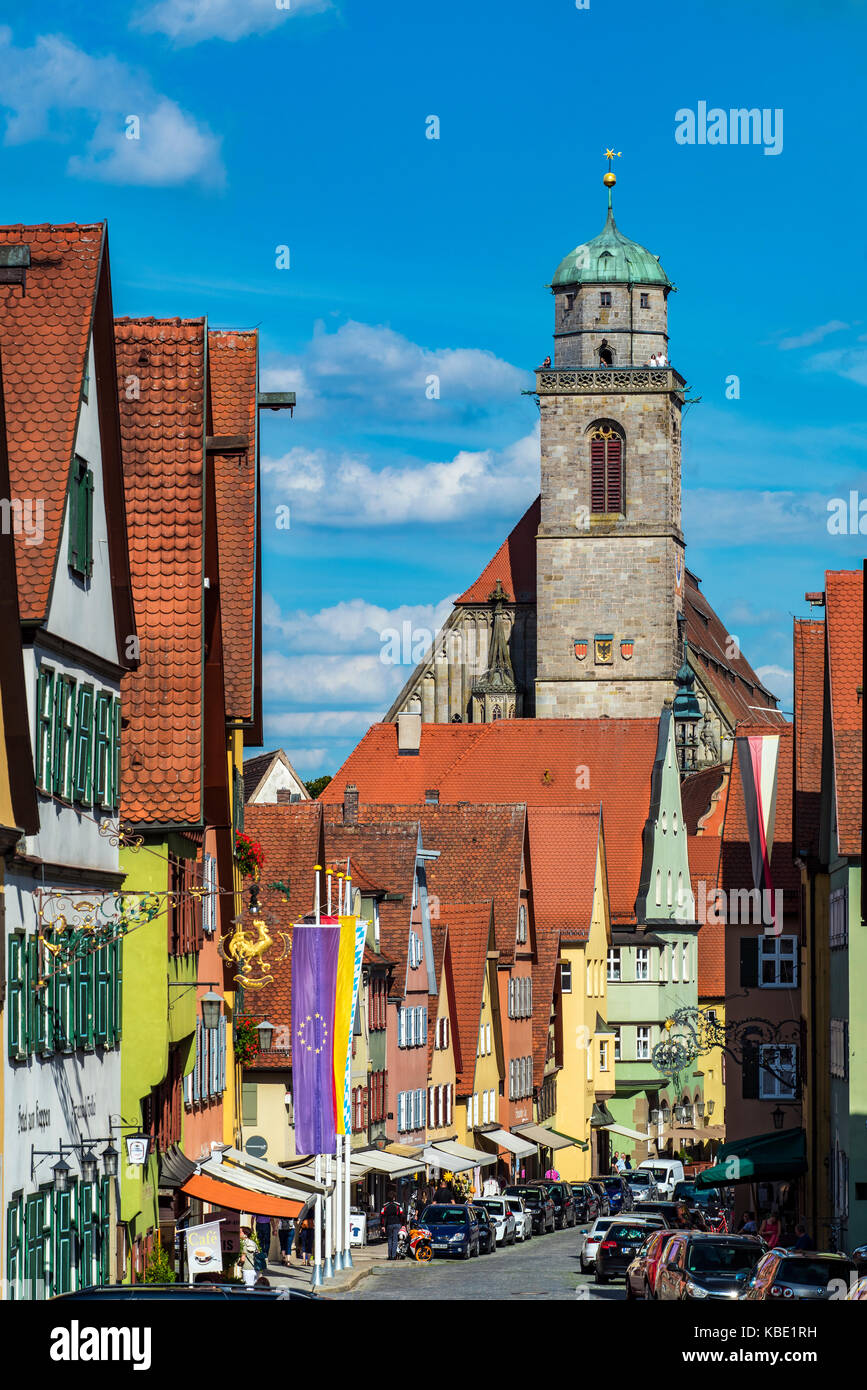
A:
[[654, 1233, 764, 1301], [504, 1185, 556, 1234], [634, 1200, 707, 1231], [470, 1204, 497, 1255], [595, 1175, 635, 1216], [595, 1219, 652, 1284], [527, 1179, 577, 1229], [573, 1183, 601, 1224], [587, 1180, 610, 1216]]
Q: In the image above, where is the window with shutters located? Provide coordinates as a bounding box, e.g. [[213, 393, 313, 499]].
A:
[[35, 667, 55, 793], [54, 962, 73, 1054], [759, 1043, 798, 1100], [589, 424, 624, 515], [241, 1082, 258, 1126], [93, 945, 110, 1046], [68, 455, 94, 578], [53, 676, 76, 800], [6, 1197, 22, 1300], [24, 1190, 49, 1300], [829, 887, 848, 948], [560, 961, 572, 993], [74, 952, 94, 1051], [99, 1179, 111, 1285], [759, 934, 798, 988], [79, 1182, 96, 1291], [93, 691, 113, 809], [111, 697, 121, 811], [169, 854, 203, 956], [73, 684, 94, 803], [54, 1186, 75, 1296]]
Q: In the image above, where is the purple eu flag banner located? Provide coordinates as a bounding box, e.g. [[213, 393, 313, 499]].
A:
[[292, 924, 340, 1156]]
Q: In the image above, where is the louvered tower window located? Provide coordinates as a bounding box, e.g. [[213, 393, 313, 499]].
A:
[[589, 426, 624, 514]]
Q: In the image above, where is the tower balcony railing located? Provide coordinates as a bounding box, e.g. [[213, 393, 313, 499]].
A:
[[535, 365, 686, 396]]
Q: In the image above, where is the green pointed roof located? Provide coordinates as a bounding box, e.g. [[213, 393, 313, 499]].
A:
[[552, 197, 673, 290]]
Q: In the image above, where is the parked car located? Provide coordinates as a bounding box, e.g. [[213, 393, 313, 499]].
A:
[[504, 1194, 534, 1241], [634, 1199, 707, 1230], [504, 1185, 556, 1234], [470, 1204, 497, 1255], [625, 1228, 675, 1300], [672, 1180, 727, 1214], [654, 1233, 764, 1301], [595, 1174, 635, 1215], [637, 1158, 685, 1199], [580, 1213, 665, 1273], [845, 1276, 867, 1301], [474, 1197, 517, 1246], [573, 1183, 601, 1224], [852, 1245, 867, 1276], [52, 1283, 316, 1300], [595, 1219, 656, 1284], [528, 1180, 578, 1229], [587, 1180, 610, 1216], [420, 1204, 481, 1259], [625, 1169, 658, 1203], [741, 1250, 857, 1301]]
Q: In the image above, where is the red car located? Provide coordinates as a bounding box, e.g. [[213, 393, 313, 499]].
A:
[[625, 1229, 676, 1300]]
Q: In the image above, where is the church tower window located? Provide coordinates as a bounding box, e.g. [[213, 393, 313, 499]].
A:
[[589, 425, 623, 514], [600, 291, 612, 307]]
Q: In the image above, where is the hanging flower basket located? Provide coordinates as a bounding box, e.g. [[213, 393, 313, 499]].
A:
[[235, 832, 264, 880], [234, 1016, 261, 1065]]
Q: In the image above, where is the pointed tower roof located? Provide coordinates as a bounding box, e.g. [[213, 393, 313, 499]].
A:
[[552, 157, 673, 289]]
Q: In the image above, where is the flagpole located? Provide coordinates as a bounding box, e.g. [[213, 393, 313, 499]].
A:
[[314, 864, 321, 924], [344, 1131, 354, 1268], [324, 1152, 334, 1279], [334, 1136, 344, 1271], [327, 867, 332, 917], [312, 1154, 323, 1288]]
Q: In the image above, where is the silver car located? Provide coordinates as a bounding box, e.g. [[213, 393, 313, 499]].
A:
[[580, 1214, 667, 1272], [474, 1197, 517, 1246]]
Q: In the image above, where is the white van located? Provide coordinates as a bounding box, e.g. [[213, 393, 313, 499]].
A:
[[637, 1158, 685, 1199]]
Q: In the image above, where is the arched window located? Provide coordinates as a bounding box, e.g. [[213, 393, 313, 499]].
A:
[[666, 870, 673, 907], [655, 869, 662, 907], [589, 424, 624, 515]]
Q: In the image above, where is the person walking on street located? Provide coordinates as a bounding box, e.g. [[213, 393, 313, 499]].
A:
[[760, 1210, 781, 1249], [433, 1179, 451, 1204], [297, 1211, 314, 1267], [792, 1222, 814, 1251], [382, 1188, 405, 1261], [255, 1214, 272, 1271], [239, 1227, 258, 1287], [623, 1154, 632, 1171], [278, 1216, 294, 1266]]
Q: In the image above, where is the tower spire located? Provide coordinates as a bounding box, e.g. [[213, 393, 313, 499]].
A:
[[603, 147, 621, 214]]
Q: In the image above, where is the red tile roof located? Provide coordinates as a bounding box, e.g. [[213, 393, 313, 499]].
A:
[[418, 803, 525, 961], [115, 318, 206, 824], [437, 901, 494, 1090], [242, 801, 325, 1068], [824, 572, 861, 857], [531, 924, 561, 1089], [208, 330, 258, 723], [684, 570, 785, 727], [526, 806, 602, 942], [323, 814, 420, 990], [681, 764, 727, 836], [322, 718, 659, 923], [0, 225, 103, 619], [456, 497, 540, 604], [793, 618, 826, 858]]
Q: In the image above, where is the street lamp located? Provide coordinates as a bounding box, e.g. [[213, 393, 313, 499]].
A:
[[81, 1149, 99, 1185], [257, 1018, 274, 1052], [52, 1152, 71, 1194], [102, 1143, 119, 1178], [650, 1108, 660, 1125], [772, 1104, 785, 1131], [125, 1132, 151, 1166], [706, 1099, 715, 1117], [200, 989, 223, 1031]]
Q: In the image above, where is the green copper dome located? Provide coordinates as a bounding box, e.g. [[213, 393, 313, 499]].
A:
[[552, 201, 673, 289]]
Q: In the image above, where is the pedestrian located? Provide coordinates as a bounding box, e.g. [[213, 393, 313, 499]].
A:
[[433, 1179, 451, 1204], [239, 1226, 258, 1287], [382, 1187, 405, 1261], [254, 1273, 271, 1289], [760, 1210, 781, 1249], [297, 1211, 314, 1267], [483, 1173, 499, 1196], [615, 1153, 627, 1174], [278, 1215, 294, 1266], [739, 1210, 757, 1235], [791, 1221, 813, 1251], [254, 1214, 272, 1270], [623, 1154, 632, 1171]]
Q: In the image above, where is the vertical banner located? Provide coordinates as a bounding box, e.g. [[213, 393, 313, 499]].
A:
[[184, 1221, 223, 1276], [736, 733, 780, 928], [292, 924, 340, 1155], [334, 914, 368, 1135]]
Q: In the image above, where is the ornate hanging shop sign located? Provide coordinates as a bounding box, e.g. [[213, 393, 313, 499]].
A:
[[36, 889, 161, 969], [218, 910, 290, 991]]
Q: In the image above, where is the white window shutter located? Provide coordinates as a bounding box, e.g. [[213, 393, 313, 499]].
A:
[[399, 1008, 405, 1047], [486, 1022, 491, 1054], [398, 1092, 405, 1132]]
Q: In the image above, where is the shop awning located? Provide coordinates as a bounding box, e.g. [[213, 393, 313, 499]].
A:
[[513, 1124, 576, 1152], [384, 1143, 425, 1163], [351, 1149, 422, 1178], [221, 1149, 326, 1192], [696, 1126, 807, 1188], [476, 1127, 537, 1158], [423, 1145, 475, 1173], [425, 1140, 497, 1170], [602, 1123, 653, 1142], [180, 1173, 304, 1219]]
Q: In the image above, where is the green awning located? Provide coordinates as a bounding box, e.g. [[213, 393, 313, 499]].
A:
[[696, 1127, 806, 1188]]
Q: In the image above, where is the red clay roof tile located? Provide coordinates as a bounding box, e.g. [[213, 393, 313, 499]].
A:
[[824, 572, 861, 857]]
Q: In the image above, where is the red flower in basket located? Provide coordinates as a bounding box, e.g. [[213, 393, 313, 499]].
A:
[[235, 832, 264, 880]]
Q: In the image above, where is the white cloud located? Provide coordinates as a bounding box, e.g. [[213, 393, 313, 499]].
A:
[[0, 29, 223, 187], [778, 320, 849, 350], [263, 650, 403, 709], [266, 710, 378, 737], [805, 346, 867, 386], [262, 592, 454, 655], [684, 488, 829, 543], [755, 665, 792, 709], [259, 319, 530, 423], [135, 0, 332, 45], [263, 429, 539, 527]]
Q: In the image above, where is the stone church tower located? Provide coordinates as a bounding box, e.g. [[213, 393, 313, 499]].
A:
[[535, 162, 687, 718]]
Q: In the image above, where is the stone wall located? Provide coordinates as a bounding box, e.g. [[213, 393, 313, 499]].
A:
[[554, 282, 670, 368]]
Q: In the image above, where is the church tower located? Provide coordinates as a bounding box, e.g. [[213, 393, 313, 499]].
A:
[[535, 155, 687, 718]]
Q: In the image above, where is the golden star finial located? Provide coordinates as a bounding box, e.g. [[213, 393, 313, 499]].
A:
[[604, 148, 621, 161]]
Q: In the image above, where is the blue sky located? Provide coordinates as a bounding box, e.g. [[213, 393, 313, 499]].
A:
[[3, 0, 866, 776]]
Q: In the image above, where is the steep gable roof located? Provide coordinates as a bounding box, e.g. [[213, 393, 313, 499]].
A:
[[208, 329, 259, 726], [526, 806, 602, 942], [243, 748, 309, 803], [456, 496, 540, 604], [115, 317, 206, 824], [684, 570, 784, 727], [438, 901, 494, 1090], [824, 571, 862, 858], [0, 223, 135, 640], [793, 617, 826, 859], [242, 800, 325, 1067], [322, 812, 420, 990]]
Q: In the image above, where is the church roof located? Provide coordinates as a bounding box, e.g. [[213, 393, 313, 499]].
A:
[[552, 206, 672, 289], [456, 497, 539, 604]]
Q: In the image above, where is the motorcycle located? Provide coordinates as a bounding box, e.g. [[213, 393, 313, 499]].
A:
[[397, 1221, 434, 1262]]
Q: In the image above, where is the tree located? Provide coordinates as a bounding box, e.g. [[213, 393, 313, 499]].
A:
[[305, 775, 332, 799]]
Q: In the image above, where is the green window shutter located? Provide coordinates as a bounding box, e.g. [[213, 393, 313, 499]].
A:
[[73, 684, 94, 803], [84, 467, 94, 576], [111, 696, 121, 810], [94, 945, 109, 1046], [111, 936, 123, 1045], [54, 964, 73, 1053], [54, 1188, 73, 1296], [241, 1082, 258, 1126], [94, 691, 112, 808], [98, 1178, 111, 1284], [51, 677, 64, 795], [78, 1183, 95, 1290], [7, 1198, 22, 1300], [7, 934, 27, 1060], [52, 677, 76, 800], [68, 456, 94, 579], [35, 667, 54, 793], [73, 954, 94, 1051], [25, 1192, 48, 1300]]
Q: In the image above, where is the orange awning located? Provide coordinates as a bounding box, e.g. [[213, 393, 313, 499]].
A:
[[181, 1173, 304, 1219]]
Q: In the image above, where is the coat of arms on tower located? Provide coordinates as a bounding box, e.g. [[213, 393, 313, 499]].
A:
[[574, 638, 588, 661], [620, 639, 634, 660], [594, 634, 614, 665]]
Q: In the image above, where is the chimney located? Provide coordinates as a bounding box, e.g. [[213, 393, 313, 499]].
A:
[[344, 784, 359, 826], [276, 788, 292, 804], [397, 710, 422, 755], [425, 789, 439, 805]]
